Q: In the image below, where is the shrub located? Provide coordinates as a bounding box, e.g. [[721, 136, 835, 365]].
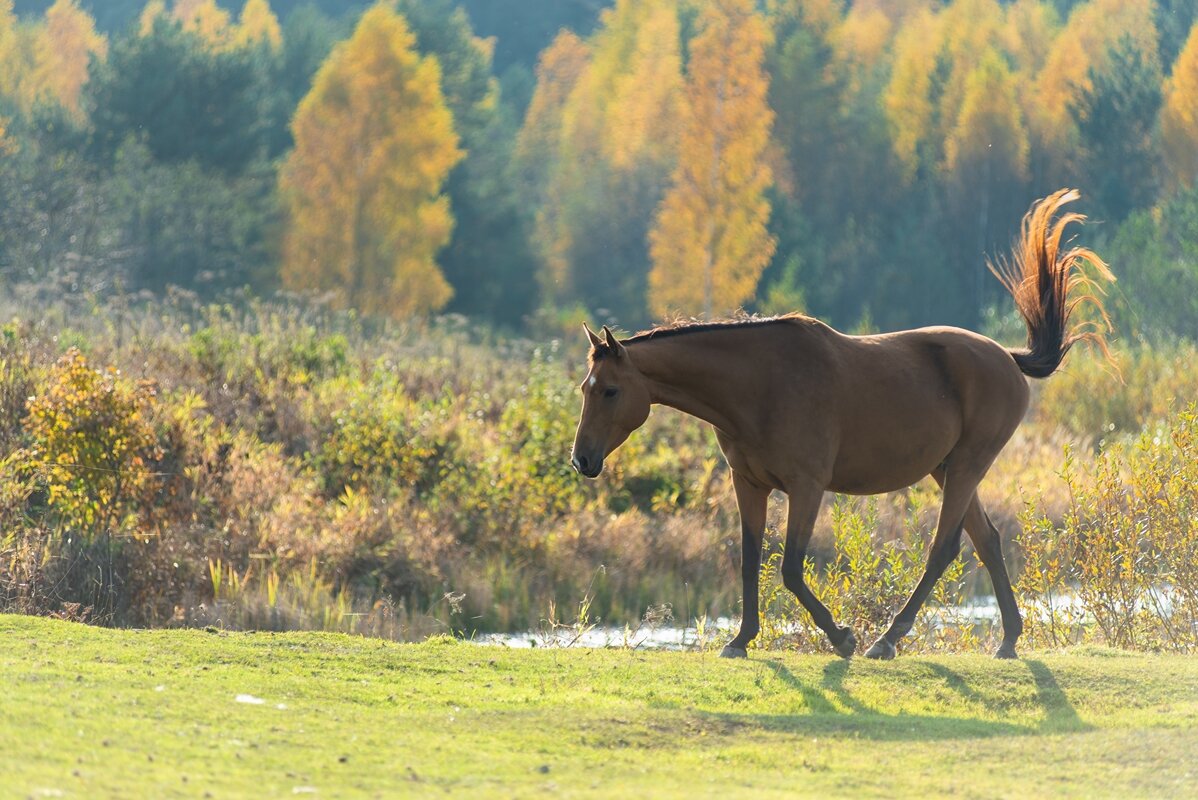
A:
[[1017, 405, 1198, 652], [24, 348, 161, 537], [757, 495, 979, 655]]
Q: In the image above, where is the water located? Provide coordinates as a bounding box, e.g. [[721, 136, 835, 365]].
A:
[[475, 597, 1007, 650]]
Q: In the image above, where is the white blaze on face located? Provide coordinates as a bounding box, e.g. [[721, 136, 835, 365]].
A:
[[587, 375, 597, 390]]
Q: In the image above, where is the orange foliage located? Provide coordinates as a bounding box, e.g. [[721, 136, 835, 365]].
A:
[[1031, 0, 1159, 167], [1162, 23, 1198, 192], [32, 0, 107, 118], [171, 0, 231, 49], [234, 0, 282, 51], [279, 5, 463, 319], [943, 47, 1029, 183], [648, 0, 775, 318]]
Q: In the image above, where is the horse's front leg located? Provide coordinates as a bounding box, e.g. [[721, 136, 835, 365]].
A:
[[782, 480, 857, 658], [720, 472, 769, 658]]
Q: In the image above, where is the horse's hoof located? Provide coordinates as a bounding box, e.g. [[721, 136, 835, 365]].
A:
[[864, 638, 896, 660], [994, 642, 1018, 660], [832, 628, 857, 659], [719, 645, 748, 659]]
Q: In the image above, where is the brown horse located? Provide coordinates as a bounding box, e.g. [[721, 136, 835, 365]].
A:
[[570, 189, 1112, 660]]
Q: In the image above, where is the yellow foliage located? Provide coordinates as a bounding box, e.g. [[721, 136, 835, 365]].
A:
[[234, 0, 282, 51], [1001, 0, 1060, 76], [278, 4, 463, 319], [31, 0, 107, 119], [139, 0, 165, 35], [515, 31, 590, 178], [943, 47, 1029, 183], [172, 0, 231, 49], [1162, 23, 1198, 192], [604, 0, 683, 169], [884, 7, 941, 182], [514, 31, 591, 299], [1031, 0, 1158, 166], [648, 0, 776, 318], [0, 1, 38, 109], [518, 0, 683, 305], [560, 0, 683, 170], [831, 6, 892, 75]]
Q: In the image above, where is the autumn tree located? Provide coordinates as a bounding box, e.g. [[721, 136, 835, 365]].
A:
[[942, 47, 1031, 316], [171, 0, 231, 50], [514, 30, 591, 299], [278, 4, 462, 319], [1162, 23, 1198, 192], [31, 0, 107, 119], [0, 1, 38, 110], [648, 0, 775, 318], [234, 0, 282, 51], [517, 0, 684, 320], [1031, 0, 1158, 182]]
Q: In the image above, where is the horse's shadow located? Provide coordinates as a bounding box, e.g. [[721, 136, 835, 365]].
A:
[[701, 656, 1090, 742]]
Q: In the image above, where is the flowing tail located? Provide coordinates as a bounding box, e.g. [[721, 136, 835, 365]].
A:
[[990, 189, 1115, 379]]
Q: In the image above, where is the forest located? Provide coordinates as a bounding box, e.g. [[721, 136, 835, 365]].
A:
[[0, 0, 1195, 335]]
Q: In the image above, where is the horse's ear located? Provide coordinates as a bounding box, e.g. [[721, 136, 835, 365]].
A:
[[601, 325, 626, 358], [583, 322, 603, 350]]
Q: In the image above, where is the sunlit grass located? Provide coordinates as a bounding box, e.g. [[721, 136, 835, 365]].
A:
[[1, 615, 1195, 798]]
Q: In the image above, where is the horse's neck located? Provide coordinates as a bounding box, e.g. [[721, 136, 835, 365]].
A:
[[627, 334, 765, 439]]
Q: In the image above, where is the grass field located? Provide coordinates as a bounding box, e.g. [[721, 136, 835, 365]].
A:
[[2, 615, 1196, 798]]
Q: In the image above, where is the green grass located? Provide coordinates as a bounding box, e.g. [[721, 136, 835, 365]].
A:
[[2, 616, 1196, 798]]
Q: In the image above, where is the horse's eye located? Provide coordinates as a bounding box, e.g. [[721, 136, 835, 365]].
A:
[[603, 386, 620, 399]]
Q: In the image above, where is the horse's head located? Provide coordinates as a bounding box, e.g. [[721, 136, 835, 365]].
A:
[[570, 323, 651, 478]]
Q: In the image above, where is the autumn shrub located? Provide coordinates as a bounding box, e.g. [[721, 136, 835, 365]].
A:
[[1034, 341, 1198, 439], [1017, 405, 1198, 652], [24, 347, 161, 537], [1, 288, 1193, 649], [757, 495, 982, 654], [309, 372, 448, 497]]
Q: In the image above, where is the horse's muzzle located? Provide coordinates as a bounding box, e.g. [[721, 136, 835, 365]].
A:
[[571, 453, 602, 479]]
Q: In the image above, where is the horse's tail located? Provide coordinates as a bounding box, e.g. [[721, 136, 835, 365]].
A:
[[990, 188, 1115, 380]]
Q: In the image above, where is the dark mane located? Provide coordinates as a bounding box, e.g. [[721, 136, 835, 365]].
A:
[[589, 313, 812, 360], [628, 313, 812, 343]]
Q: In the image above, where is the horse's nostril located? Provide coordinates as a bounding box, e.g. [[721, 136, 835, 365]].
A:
[[575, 455, 589, 472]]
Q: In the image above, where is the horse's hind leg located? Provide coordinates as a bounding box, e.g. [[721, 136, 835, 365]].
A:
[[928, 470, 1023, 658], [864, 467, 977, 660], [959, 495, 1022, 659], [782, 480, 857, 658]]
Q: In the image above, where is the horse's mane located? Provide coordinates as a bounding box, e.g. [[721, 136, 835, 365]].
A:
[[627, 312, 813, 343], [590, 313, 813, 360]]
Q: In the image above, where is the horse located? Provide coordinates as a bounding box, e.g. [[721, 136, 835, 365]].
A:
[[570, 189, 1113, 660]]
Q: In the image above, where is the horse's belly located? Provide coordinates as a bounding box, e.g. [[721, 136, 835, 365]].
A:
[[827, 422, 956, 494]]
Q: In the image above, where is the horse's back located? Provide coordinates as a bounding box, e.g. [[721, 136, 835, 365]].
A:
[[817, 325, 1029, 493]]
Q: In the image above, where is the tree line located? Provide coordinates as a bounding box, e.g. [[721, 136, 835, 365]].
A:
[[1, 0, 1196, 338]]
